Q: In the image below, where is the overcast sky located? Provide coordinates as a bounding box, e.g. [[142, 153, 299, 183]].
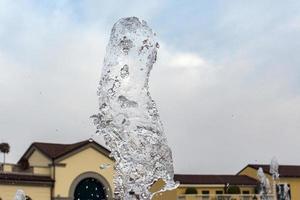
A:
[[1, 0, 300, 174]]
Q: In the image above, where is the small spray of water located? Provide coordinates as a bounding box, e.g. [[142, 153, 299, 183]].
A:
[[257, 167, 271, 200], [14, 190, 26, 200]]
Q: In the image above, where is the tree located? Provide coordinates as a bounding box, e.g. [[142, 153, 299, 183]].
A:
[[185, 187, 198, 194], [19, 158, 30, 170], [0, 143, 10, 164], [226, 185, 241, 194]]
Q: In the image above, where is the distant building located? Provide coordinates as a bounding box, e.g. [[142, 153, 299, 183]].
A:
[[175, 174, 258, 199], [176, 165, 300, 200], [238, 164, 300, 200], [0, 140, 114, 200], [1, 140, 300, 200], [0, 140, 174, 200]]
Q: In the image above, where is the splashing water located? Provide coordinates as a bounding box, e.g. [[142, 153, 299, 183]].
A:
[[92, 17, 178, 199], [14, 190, 26, 200], [270, 157, 279, 180], [283, 183, 290, 200], [99, 163, 111, 170], [257, 167, 271, 200]]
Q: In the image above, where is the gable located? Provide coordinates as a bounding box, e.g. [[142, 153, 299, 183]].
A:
[[28, 149, 52, 167], [56, 144, 113, 164], [237, 166, 272, 180], [57, 146, 114, 165], [53, 142, 112, 163]]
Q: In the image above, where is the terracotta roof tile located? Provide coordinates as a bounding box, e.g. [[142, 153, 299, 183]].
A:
[[18, 140, 111, 163], [32, 140, 91, 159]]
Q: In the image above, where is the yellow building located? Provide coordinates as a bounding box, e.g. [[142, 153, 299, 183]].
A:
[[176, 164, 300, 200], [238, 164, 300, 200], [1, 140, 300, 200], [0, 140, 114, 200], [174, 174, 259, 200], [0, 140, 175, 200]]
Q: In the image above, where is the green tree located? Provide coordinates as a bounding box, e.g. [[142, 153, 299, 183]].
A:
[[185, 187, 198, 194], [226, 185, 241, 194], [19, 158, 30, 170], [0, 143, 10, 164]]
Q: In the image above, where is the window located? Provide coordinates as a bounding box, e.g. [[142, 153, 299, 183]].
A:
[[202, 191, 210, 200], [202, 190, 209, 195], [276, 184, 291, 200], [216, 190, 223, 194], [242, 191, 251, 200], [216, 190, 224, 200]]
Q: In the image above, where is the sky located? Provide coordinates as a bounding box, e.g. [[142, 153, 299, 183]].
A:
[[0, 0, 300, 174]]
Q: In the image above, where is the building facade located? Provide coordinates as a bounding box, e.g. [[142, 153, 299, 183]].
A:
[[238, 164, 300, 200], [0, 140, 114, 200], [174, 174, 259, 200], [1, 140, 300, 200], [0, 140, 175, 200]]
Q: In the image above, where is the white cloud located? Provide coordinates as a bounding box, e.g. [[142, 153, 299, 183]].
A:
[[1, 0, 300, 174], [168, 52, 206, 68], [158, 43, 207, 68]]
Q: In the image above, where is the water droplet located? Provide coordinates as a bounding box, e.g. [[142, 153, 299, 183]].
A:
[[100, 163, 111, 170], [156, 42, 160, 48], [118, 95, 138, 108], [120, 65, 129, 78]]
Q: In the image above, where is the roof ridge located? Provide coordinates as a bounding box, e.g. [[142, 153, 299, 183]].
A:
[[32, 140, 90, 146], [249, 164, 300, 167], [52, 140, 91, 158], [175, 174, 243, 176]]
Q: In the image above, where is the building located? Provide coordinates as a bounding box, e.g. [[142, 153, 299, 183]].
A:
[[238, 164, 300, 200], [0, 140, 114, 200], [1, 140, 300, 200], [0, 140, 174, 200], [176, 165, 300, 200], [174, 174, 259, 200]]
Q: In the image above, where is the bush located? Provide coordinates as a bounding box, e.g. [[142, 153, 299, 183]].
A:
[[226, 185, 241, 194], [25, 196, 32, 200], [254, 185, 260, 194], [185, 187, 198, 194]]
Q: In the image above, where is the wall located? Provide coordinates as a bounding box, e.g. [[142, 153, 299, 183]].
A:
[[177, 185, 225, 195], [28, 149, 52, 167], [279, 177, 300, 200], [177, 185, 255, 194], [33, 166, 51, 176], [54, 146, 114, 198], [0, 184, 51, 200]]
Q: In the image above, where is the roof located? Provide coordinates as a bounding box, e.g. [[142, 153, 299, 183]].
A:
[[0, 173, 53, 185], [174, 174, 258, 185], [246, 164, 300, 178], [18, 139, 111, 163]]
